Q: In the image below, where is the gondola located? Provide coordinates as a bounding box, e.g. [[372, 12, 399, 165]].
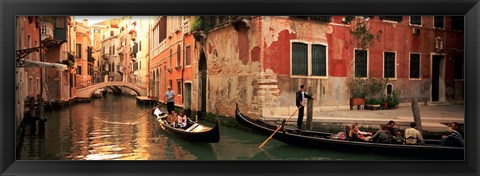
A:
[[235, 104, 464, 160], [153, 108, 220, 143]]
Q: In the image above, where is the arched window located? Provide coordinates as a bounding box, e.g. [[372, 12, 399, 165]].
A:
[[177, 44, 181, 66]]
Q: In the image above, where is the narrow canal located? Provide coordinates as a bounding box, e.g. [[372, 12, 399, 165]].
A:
[[18, 95, 421, 160]]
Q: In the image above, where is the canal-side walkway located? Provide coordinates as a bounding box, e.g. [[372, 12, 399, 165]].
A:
[[263, 104, 464, 132]]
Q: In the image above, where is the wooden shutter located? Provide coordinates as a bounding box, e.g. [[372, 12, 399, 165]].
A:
[[292, 43, 308, 76], [312, 44, 326, 76]]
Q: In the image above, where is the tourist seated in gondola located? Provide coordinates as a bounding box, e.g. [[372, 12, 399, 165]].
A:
[[371, 124, 392, 143], [387, 120, 403, 143], [348, 123, 372, 142], [404, 122, 425, 145], [440, 122, 464, 147], [166, 110, 177, 126], [177, 111, 188, 128]]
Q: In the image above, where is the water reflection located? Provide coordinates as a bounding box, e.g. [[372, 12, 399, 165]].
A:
[[18, 95, 419, 160]]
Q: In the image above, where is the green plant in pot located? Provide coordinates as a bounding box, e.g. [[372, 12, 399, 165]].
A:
[[387, 89, 401, 109], [350, 79, 367, 109]]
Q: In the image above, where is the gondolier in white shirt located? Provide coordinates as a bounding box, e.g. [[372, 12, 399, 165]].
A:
[[295, 84, 314, 129], [165, 86, 175, 114]]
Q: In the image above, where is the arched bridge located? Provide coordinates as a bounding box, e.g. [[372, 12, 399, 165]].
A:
[[76, 82, 146, 99]]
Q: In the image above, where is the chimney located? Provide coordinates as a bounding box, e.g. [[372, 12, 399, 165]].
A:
[[83, 19, 88, 26]]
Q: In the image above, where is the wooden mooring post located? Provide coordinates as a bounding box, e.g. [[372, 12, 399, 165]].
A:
[[306, 87, 314, 130], [411, 98, 423, 135]]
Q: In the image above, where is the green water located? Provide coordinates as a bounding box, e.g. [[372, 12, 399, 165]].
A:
[[17, 95, 422, 160]]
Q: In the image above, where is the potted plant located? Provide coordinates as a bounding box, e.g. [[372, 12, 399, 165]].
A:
[[387, 89, 401, 109], [350, 79, 366, 110], [366, 98, 382, 110]]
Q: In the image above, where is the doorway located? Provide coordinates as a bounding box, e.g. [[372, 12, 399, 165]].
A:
[[198, 50, 207, 114], [431, 55, 445, 102]]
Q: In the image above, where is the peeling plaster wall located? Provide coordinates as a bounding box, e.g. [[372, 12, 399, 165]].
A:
[[191, 20, 263, 118], [259, 17, 349, 117], [190, 16, 464, 120]]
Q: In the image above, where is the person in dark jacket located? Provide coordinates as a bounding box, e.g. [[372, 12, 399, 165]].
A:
[[371, 124, 392, 143], [295, 85, 314, 129], [440, 122, 464, 147]]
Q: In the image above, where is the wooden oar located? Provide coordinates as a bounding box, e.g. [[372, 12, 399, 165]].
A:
[[128, 106, 158, 125], [258, 105, 302, 149]]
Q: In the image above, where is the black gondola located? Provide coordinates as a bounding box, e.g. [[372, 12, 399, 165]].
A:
[[235, 104, 464, 160], [153, 108, 220, 143]]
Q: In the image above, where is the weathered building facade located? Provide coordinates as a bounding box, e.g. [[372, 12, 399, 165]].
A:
[[100, 19, 121, 81], [189, 16, 464, 119], [149, 16, 194, 110], [43, 16, 76, 103], [75, 19, 93, 89]]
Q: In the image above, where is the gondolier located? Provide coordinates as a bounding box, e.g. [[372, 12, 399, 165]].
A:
[[295, 85, 314, 129], [165, 86, 175, 114]]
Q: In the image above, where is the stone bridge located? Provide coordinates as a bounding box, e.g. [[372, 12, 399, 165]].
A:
[[76, 82, 146, 99]]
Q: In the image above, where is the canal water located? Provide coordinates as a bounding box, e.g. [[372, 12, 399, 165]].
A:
[[17, 95, 421, 160]]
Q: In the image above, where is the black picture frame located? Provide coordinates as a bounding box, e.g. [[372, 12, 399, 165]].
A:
[[1, 0, 478, 175]]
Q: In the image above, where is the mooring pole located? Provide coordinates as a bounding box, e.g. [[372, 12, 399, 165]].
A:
[[306, 87, 314, 130]]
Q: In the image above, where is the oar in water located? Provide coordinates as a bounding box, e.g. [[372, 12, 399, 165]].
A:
[[128, 106, 159, 125], [258, 105, 302, 149]]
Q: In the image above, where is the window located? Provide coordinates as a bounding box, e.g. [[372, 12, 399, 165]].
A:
[[169, 80, 173, 90], [311, 44, 326, 76], [410, 16, 421, 25], [185, 46, 191, 66], [409, 53, 420, 79], [36, 78, 40, 94], [29, 77, 32, 94], [139, 42, 142, 51], [292, 42, 308, 76], [177, 45, 181, 66], [34, 41, 38, 60], [113, 44, 115, 55], [159, 16, 167, 42], [170, 16, 174, 33], [77, 66, 82, 75], [139, 61, 141, 69], [292, 16, 331, 23], [379, 16, 403, 22], [94, 29, 100, 33], [451, 16, 464, 31], [454, 56, 464, 79], [177, 79, 182, 95], [76, 44, 81, 58], [133, 62, 138, 71], [355, 50, 367, 78], [384, 52, 396, 78], [434, 16, 444, 28], [170, 49, 173, 68], [41, 26, 46, 34], [291, 42, 328, 77], [110, 31, 114, 36]]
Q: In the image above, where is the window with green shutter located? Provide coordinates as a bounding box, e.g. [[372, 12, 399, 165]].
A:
[[434, 16, 444, 28], [355, 50, 367, 78], [410, 16, 421, 25], [410, 54, 420, 78], [384, 52, 396, 78], [312, 44, 327, 76], [292, 42, 308, 76]]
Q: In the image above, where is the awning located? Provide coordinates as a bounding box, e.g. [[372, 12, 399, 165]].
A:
[[24, 60, 68, 71]]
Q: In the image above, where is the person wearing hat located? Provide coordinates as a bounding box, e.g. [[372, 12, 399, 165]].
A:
[[164, 86, 175, 114], [440, 122, 464, 147]]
